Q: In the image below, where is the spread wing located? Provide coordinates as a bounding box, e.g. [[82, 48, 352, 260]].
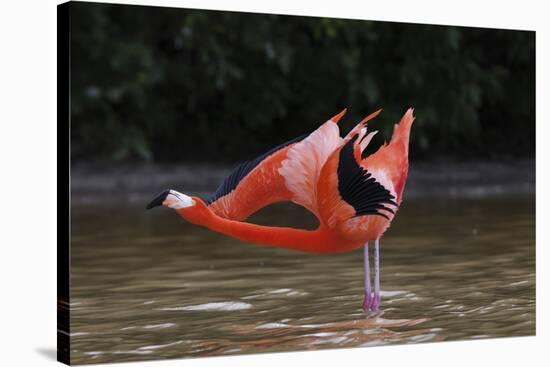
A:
[[317, 135, 399, 231], [207, 135, 305, 221], [316, 109, 414, 240], [207, 109, 347, 221], [278, 120, 343, 217], [336, 135, 398, 220]]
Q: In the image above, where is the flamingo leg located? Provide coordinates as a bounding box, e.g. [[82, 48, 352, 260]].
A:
[[362, 242, 373, 312], [372, 239, 381, 312]]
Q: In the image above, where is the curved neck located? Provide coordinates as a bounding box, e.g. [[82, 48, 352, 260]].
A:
[[178, 208, 358, 253]]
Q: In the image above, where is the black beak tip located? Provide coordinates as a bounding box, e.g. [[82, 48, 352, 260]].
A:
[[146, 189, 170, 210]]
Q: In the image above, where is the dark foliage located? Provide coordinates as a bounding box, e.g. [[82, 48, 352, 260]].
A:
[[69, 2, 535, 163]]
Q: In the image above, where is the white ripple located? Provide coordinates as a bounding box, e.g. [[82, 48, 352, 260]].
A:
[[143, 323, 176, 329], [268, 288, 293, 294], [380, 290, 409, 297], [159, 301, 252, 311], [138, 340, 183, 350], [256, 322, 288, 329]]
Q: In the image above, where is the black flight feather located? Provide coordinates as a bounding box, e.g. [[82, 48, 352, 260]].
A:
[[337, 135, 398, 219]]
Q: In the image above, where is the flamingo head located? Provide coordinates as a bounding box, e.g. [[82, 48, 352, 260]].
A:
[[146, 189, 196, 210], [147, 189, 212, 225]]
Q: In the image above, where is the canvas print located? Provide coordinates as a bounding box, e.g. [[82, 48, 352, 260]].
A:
[[58, 1, 535, 365]]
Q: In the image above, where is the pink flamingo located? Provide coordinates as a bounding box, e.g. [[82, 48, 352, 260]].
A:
[[147, 108, 415, 312]]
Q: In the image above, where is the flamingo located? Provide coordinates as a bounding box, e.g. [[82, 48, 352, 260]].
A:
[[147, 108, 415, 312]]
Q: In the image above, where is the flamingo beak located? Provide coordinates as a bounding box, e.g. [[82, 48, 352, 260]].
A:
[[146, 189, 170, 209]]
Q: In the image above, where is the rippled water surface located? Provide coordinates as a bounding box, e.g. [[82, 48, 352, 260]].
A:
[[70, 196, 535, 364]]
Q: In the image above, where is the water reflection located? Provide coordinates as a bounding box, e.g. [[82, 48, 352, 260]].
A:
[[70, 196, 535, 364]]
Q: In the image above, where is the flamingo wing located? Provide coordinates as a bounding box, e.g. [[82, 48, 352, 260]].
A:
[[336, 135, 399, 220], [278, 119, 343, 217], [316, 135, 399, 230], [206, 135, 305, 221], [360, 108, 415, 204], [316, 109, 414, 241], [207, 109, 348, 221]]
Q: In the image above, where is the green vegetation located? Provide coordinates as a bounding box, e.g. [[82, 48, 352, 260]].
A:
[[69, 2, 535, 163]]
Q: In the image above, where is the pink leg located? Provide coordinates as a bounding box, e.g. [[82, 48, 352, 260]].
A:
[[372, 239, 381, 312], [362, 242, 373, 312]]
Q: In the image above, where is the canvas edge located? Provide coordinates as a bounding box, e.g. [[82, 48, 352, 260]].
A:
[[57, 1, 71, 365]]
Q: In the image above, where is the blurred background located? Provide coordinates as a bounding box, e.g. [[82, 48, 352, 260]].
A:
[[68, 3, 535, 364], [70, 2, 535, 165]]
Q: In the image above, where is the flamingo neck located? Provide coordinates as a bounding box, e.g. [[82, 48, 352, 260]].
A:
[[178, 208, 358, 253]]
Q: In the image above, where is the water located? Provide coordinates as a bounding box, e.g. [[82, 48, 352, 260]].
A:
[[69, 195, 535, 364]]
